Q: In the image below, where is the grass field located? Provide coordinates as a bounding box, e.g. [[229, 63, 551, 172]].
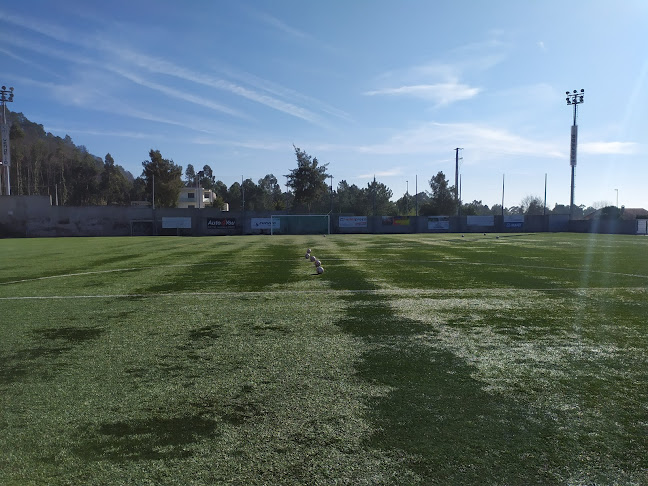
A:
[[1, 233, 647, 485]]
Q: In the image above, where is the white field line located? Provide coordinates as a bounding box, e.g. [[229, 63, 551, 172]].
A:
[[1, 258, 648, 287], [1, 287, 647, 301]]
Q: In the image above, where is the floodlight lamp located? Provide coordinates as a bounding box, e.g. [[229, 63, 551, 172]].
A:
[[566, 91, 570, 95], [573, 90, 577, 93], [580, 89, 584, 93], [10, 87, 13, 92], [1, 86, 5, 90], [579, 96, 583, 102]]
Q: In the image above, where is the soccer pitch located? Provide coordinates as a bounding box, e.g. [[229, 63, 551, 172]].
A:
[[1, 233, 647, 485]]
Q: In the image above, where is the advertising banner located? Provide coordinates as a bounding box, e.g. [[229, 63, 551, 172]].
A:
[[1, 123, 10, 166], [382, 216, 411, 226], [570, 125, 578, 167], [162, 217, 192, 229], [207, 217, 236, 229], [504, 215, 524, 229], [428, 216, 450, 230], [467, 215, 494, 227], [251, 218, 279, 230], [339, 216, 367, 228]]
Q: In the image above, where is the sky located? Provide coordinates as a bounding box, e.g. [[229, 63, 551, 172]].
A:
[[1, 0, 647, 209]]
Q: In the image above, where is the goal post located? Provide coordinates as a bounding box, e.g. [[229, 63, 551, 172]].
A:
[[270, 214, 330, 235]]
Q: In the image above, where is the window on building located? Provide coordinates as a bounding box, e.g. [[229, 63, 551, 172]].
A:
[[187, 192, 195, 199]]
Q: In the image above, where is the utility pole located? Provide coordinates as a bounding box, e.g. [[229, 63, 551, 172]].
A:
[[415, 175, 418, 216], [566, 89, 584, 219], [1, 85, 15, 195], [454, 148, 463, 215]]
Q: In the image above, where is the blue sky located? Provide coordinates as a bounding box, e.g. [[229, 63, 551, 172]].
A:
[[2, 0, 647, 209]]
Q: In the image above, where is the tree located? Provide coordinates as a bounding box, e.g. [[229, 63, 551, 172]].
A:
[[551, 203, 571, 215], [258, 174, 284, 210], [366, 177, 396, 215], [130, 176, 148, 203], [395, 193, 415, 215], [184, 164, 196, 186], [489, 204, 508, 216], [141, 149, 183, 208], [520, 195, 545, 215], [213, 180, 228, 202], [461, 200, 490, 216], [599, 205, 624, 220], [100, 153, 132, 205], [285, 145, 330, 213], [201, 165, 216, 190], [226, 182, 242, 211], [420, 171, 456, 216], [337, 180, 367, 214], [241, 178, 263, 211]]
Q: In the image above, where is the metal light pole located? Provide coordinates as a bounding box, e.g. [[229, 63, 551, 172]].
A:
[[566, 89, 584, 219], [1, 85, 14, 196], [406, 180, 409, 215], [615, 188, 618, 208], [454, 147, 463, 215]]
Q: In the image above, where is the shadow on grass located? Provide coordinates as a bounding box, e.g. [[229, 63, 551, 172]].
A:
[[0, 327, 105, 384], [76, 414, 218, 462], [332, 260, 567, 484]]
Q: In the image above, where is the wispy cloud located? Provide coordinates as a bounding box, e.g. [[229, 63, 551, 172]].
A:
[[353, 122, 564, 159], [366, 60, 481, 106], [581, 142, 639, 155], [104, 46, 326, 125], [46, 127, 155, 139], [107, 66, 248, 119], [1, 14, 329, 126], [250, 10, 311, 40], [365, 82, 481, 105], [0, 10, 72, 43], [244, 7, 337, 54]]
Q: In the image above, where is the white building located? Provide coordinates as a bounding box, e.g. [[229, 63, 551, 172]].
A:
[[177, 186, 215, 208]]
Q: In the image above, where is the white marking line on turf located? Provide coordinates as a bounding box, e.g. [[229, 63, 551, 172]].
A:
[[2, 287, 647, 301], [2, 259, 647, 287]]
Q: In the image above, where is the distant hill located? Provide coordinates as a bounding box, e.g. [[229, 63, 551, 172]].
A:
[[5, 110, 135, 205]]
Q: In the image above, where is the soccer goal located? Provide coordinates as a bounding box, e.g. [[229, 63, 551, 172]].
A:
[[270, 214, 330, 235]]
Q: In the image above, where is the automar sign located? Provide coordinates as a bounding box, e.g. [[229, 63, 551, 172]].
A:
[[207, 217, 236, 229]]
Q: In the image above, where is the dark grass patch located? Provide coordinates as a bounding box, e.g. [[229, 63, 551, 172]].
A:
[[76, 414, 219, 462]]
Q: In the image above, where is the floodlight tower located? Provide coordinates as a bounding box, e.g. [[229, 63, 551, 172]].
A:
[[1, 85, 14, 196], [566, 89, 584, 219]]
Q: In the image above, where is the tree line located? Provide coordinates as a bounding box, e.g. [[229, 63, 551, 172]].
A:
[[4, 110, 601, 216]]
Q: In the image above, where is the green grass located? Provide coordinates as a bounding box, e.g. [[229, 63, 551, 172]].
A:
[[1, 233, 647, 485]]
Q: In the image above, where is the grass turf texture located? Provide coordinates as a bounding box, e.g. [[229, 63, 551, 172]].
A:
[[1, 233, 647, 485]]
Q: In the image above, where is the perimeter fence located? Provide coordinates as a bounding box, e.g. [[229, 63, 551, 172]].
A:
[[0, 196, 643, 237]]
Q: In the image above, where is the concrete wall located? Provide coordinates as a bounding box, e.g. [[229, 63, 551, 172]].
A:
[[0, 196, 642, 237]]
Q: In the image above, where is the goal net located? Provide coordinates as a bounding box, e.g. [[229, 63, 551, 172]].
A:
[[270, 214, 330, 235]]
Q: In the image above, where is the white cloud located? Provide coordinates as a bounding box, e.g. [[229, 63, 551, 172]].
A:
[[353, 122, 564, 159], [365, 82, 481, 105], [581, 142, 639, 155]]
